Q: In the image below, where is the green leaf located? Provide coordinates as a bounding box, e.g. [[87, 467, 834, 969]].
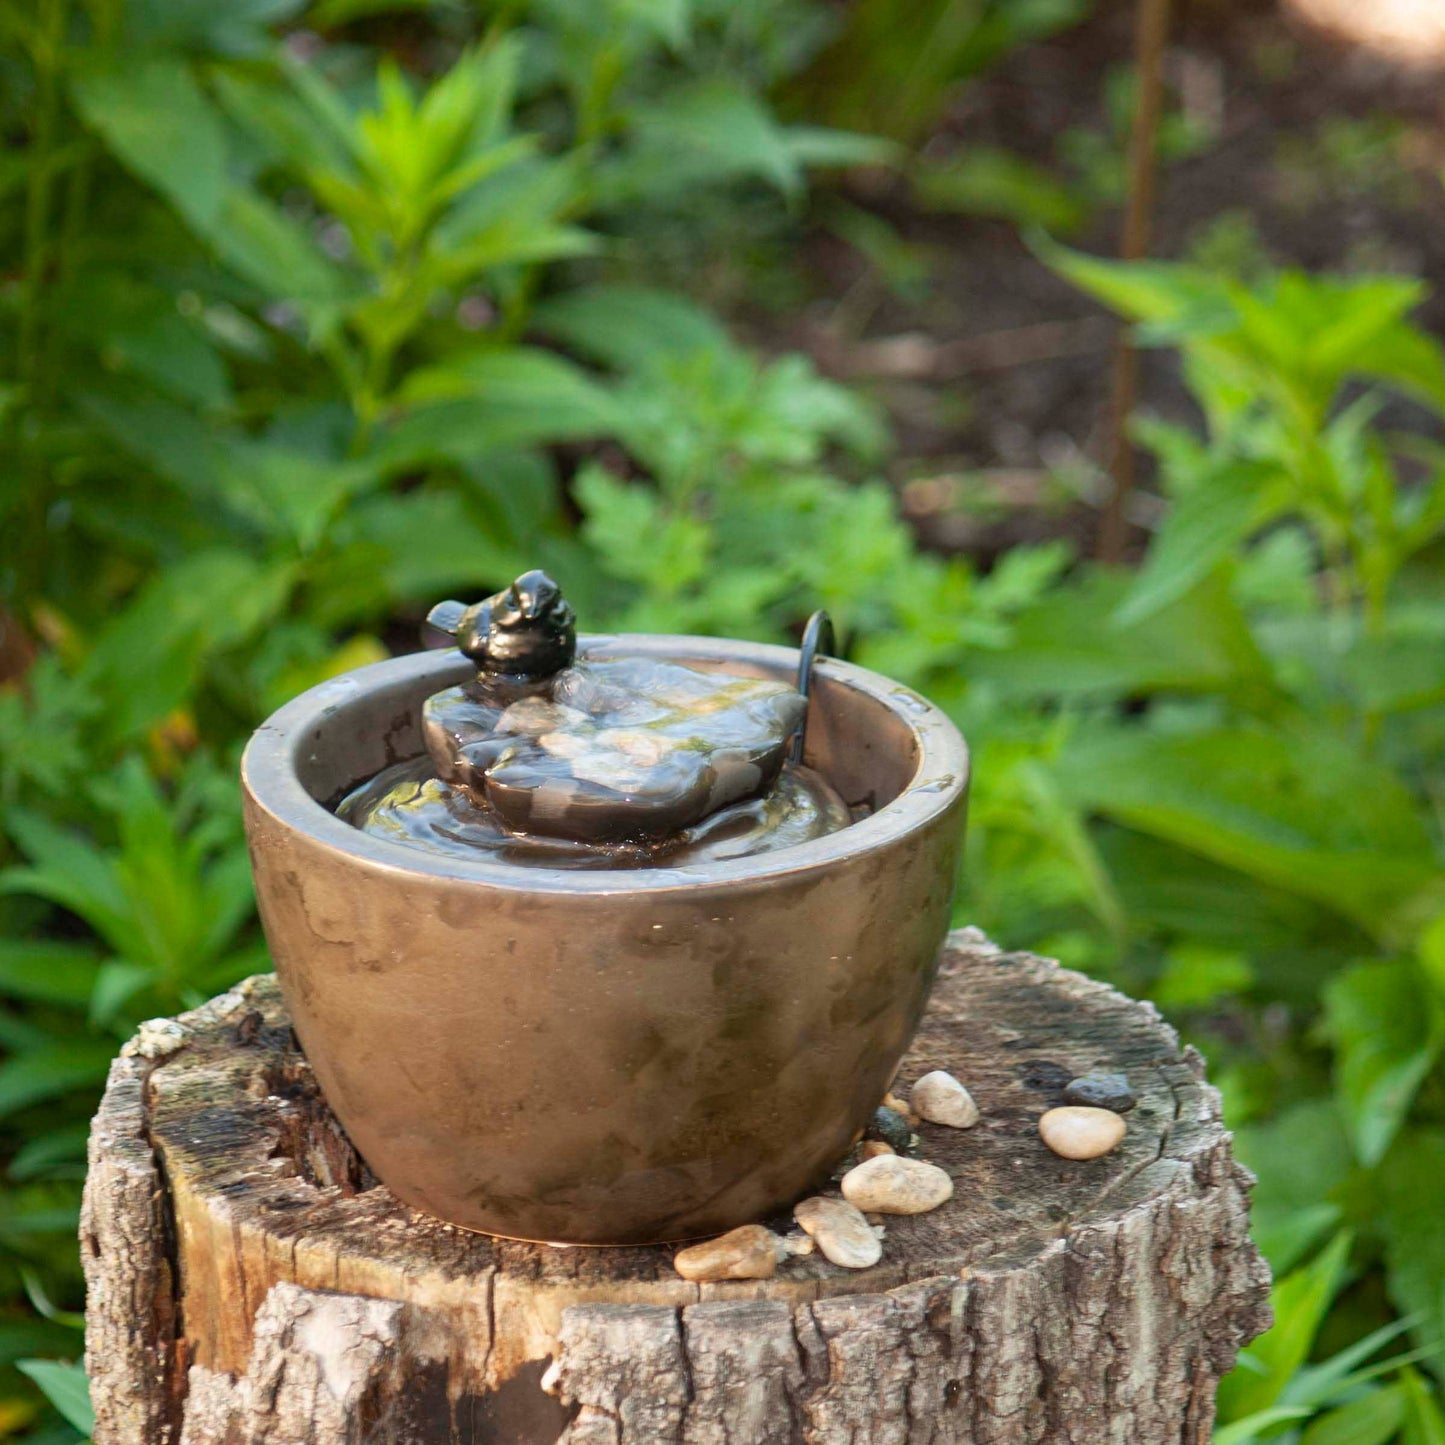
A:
[[1215, 1405, 1315, 1444], [1036, 236, 1233, 333], [968, 567, 1271, 703], [0, 1200, 82, 1239], [1352, 322, 1445, 413], [9, 1124, 92, 1182], [1151, 942, 1254, 1011], [307, 0, 435, 22], [0, 942, 101, 1009], [915, 148, 1085, 234], [81, 550, 297, 741], [1116, 461, 1287, 625], [70, 53, 228, 230], [533, 286, 731, 372], [16, 1361, 93, 1437], [1300, 1385, 1405, 1445], [211, 66, 350, 175], [1233, 1100, 1351, 1275], [125, 0, 305, 53], [1323, 961, 1442, 1167], [105, 305, 230, 411], [51, 276, 231, 410], [1403, 1368, 1445, 1445], [0, 1319, 84, 1368], [1218, 1233, 1353, 1423], [1382, 1132, 1445, 1367], [1335, 606, 1445, 715], [576, 465, 710, 595], [206, 186, 348, 311], [1423, 912, 1445, 1005], [1296, 275, 1424, 389], [222, 446, 384, 554], [0, 1042, 116, 1120], [343, 490, 519, 603], [430, 216, 597, 282], [628, 79, 801, 196], [71, 383, 232, 497], [1102, 832, 1344, 975], [784, 126, 900, 171], [613, 0, 691, 48], [90, 962, 158, 1028], [0, 813, 134, 956], [1056, 723, 1437, 941], [456, 448, 565, 547], [380, 350, 618, 463]]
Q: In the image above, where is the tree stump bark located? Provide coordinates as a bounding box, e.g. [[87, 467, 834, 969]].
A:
[[83, 929, 1271, 1444]]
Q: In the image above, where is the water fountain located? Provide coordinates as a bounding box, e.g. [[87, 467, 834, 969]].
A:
[[339, 571, 853, 868], [86, 580, 1269, 1439], [240, 571, 968, 1244]]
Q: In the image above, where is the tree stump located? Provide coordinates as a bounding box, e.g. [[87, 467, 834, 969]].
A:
[[83, 929, 1271, 1444]]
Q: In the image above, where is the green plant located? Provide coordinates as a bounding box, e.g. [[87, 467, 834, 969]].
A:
[[790, 0, 1090, 147], [0, 0, 893, 1432], [3, 1, 1445, 1440], [1214, 1233, 1438, 1444], [914, 58, 1215, 237], [1012, 247, 1445, 1437]]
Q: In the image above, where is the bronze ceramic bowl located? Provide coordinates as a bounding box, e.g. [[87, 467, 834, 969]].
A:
[[241, 634, 968, 1245]]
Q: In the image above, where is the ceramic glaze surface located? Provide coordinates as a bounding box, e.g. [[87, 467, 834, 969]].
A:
[[241, 636, 968, 1244]]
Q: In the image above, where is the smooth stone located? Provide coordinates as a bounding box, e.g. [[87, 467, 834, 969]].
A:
[[1039, 1106, 1127, 1160], [910, 1069, 980, 1128], [1020, 1059, 1073, 1092], [860, 1139, 896, 1161], [882, 1090, 919, 1124], [423, 658, 806, 843], [673, 1224, 781, 1282], [1063, 1072, 1138, 1114], [793, 1196, 883, 1269], [840, 1155, 954, 1215], [865, 1105, 914, 1153]]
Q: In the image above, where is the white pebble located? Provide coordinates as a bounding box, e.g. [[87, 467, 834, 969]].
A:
[[1039, 1106, 1126, 1161], [910, 1070, 979, 1128], [793, 1195, 883, 1269], [840, 1155, 954, 1215]]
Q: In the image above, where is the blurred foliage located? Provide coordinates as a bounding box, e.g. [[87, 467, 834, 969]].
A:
[[789, 0, 1089, 146], [1035, 245, 1445, 1441], [916, 60, 1217, 237], [0, 0, 1443, 1440]]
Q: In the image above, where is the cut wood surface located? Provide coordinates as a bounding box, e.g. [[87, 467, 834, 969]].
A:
[[83, 929, 1271, 1443]]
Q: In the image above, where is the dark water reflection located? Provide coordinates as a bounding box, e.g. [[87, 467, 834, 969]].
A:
[[338, 757, 854, 870]]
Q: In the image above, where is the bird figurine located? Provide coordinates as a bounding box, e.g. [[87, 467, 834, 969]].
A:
[[427, 568, 576, 680]]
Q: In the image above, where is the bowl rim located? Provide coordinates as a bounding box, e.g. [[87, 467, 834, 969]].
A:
[[241, 632, 969, 896]]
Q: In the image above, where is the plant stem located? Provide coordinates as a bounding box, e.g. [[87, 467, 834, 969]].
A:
[[15, 0, 71, 611], [18, 0, 70, 392], [1097, 0, 1172, 564], [54, 0, 117, 308]]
